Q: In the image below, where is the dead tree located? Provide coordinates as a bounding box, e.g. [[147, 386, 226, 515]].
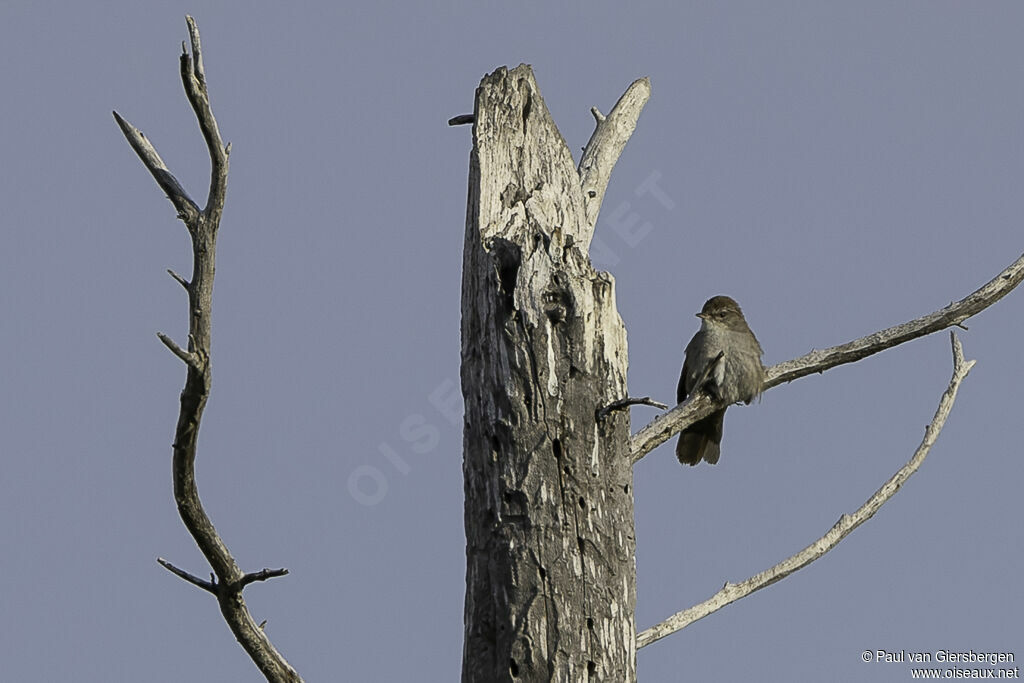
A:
[[457, 65, 1024, 681], [114, 21, 1024, 679], [115, 18, 302, 683], [460, 66, 649, 682]]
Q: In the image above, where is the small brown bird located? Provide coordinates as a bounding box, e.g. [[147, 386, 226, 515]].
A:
[[676, 296, 765, 466]]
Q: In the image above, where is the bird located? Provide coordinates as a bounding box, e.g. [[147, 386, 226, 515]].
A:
[[676, 296, 765, 466]]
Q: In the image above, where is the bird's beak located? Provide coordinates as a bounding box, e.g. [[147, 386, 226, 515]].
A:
[[696, 312, 707, 320]]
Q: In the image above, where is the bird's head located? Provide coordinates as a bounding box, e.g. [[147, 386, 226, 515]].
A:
[[697, 295, 748, 331]]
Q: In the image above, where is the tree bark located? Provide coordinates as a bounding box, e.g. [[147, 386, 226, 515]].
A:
[[460, 65, 646, 682]]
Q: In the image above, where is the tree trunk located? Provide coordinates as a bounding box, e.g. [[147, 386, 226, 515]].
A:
[[460, 65, 643, 682]]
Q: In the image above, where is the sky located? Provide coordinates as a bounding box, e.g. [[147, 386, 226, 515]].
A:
[[2, 2, 1022, 681]]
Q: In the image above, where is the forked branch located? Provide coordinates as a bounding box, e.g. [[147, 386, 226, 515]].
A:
[[631, 249, 1024, 463], [115, 16, 301, 683], [637, 332, 975, 649]]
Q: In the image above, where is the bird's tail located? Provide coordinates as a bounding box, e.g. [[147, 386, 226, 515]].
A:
[[676, 409, 726, 466]]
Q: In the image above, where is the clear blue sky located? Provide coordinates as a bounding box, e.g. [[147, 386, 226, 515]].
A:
[[2, 2, 1022, 681]]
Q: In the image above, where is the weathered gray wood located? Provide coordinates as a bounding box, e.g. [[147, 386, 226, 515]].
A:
[[116, 17, 300, 683], [460, 65, 647, 682], [638, 332, 975, 648]]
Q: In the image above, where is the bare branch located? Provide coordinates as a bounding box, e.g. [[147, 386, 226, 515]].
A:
[[597, 396, 669, 421], [167, 268, 190, 289], [636, 332, 975, 649], [578, 77, 651, 247], [238, 568, 290, 589], [157, 557, 216, 594], [631, 249, 1024, 463], [156, 332, 198, 368], [112, 111, 200, 223], [764, 257, 1021, 389], [185, 16, 206, 84], [181, 15, 229, 217], [118, 17, 301, 683]]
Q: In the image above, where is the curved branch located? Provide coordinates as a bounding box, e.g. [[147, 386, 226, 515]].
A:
[[116, 17, 300, 683], [578, 76, 651, 248], [636, 332, 975, 649], [631, 249, 1024, 463]]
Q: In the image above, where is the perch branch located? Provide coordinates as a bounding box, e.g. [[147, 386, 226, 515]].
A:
[[637, 332, 975, 649], [631, 248, 1024, 463], [116, 17, 300, 683], [578, 77, 651, 247]]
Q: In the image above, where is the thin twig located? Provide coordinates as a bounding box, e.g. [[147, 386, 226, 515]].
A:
[[238, 568, 291, 589], [597, 396, 669, 421], [157, 557, 217, 594], [631, 249, 1024, 464], [167, 268, 190, 289], [156, 332, 198, 368], [636, 332, 975, 649]]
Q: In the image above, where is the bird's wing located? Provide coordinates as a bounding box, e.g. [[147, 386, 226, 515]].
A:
[[676, 358, 689, 405]]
